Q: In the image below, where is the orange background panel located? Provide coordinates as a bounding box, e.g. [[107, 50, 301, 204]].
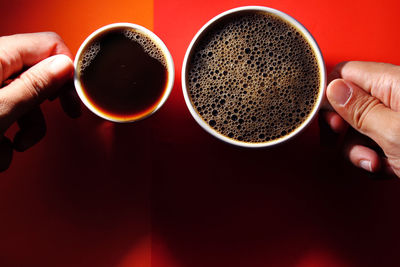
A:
[[0, 1, 154, 267], [0, 0, 154, 51]]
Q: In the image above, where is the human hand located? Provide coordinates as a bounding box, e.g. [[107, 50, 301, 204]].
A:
[[323, 61, 400, 178], [0, 32, 81, 171]]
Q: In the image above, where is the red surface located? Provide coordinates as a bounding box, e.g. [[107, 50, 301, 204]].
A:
[[1, 0, 400, 266]]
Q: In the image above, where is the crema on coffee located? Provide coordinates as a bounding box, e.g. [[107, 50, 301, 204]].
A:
[[186, 11, 321, 143]]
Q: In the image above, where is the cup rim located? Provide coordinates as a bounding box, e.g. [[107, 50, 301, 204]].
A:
[[74, 22, 175, 123], [181, 6, 326, 148]]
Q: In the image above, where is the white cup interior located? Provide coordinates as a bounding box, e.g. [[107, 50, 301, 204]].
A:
[[181, 6, 326, 148], [74, 22, 175, 123]]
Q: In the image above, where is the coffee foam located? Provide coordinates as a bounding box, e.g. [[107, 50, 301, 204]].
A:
[[187, 11, 320, 143], [79, 42, 100, 72], [78, 27, 167, 73], [123, 29, 167, 68]]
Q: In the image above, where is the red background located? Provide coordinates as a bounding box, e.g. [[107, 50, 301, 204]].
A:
[[1, 0, 400, 266]]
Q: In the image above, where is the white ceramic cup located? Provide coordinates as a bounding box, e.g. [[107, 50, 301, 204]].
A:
[[182, 6, 326, 148], [74, 23, 174, 123]]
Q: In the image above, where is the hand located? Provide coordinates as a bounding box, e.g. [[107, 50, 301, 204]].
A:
[[323, 61, 400, 178], [0, 32, 81, 171]]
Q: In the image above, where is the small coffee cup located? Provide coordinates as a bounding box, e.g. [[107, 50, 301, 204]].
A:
[[74, 23, 174, 123]]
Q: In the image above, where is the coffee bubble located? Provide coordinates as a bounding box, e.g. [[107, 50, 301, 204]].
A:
[[79, 42, 100, 72], [187, 11, 320, 143]]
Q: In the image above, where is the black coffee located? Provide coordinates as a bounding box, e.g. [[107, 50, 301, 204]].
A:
[[77, 27, 168, 120], [187, 11, 321, 143]]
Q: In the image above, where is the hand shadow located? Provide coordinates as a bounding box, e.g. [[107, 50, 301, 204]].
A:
[[0, 112, 155, 267], [0, 136, 12, 172]]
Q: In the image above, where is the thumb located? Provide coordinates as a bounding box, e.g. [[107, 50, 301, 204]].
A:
[[0, 54, 73, 132], [327, 79, 398, 149]]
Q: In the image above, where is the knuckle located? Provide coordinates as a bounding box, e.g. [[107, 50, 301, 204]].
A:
[[40, 32, 69, 56], [0, 95, 14, 133], [382, 115, 400, 148], [369, 64, 400, 109], [352, 96, 382, 132], [0, 44, 19, 82], [43, 32, 65, 49], [0, 95, 12, 117], [43, 31, 62, 41], [373, 72, 397, 101]]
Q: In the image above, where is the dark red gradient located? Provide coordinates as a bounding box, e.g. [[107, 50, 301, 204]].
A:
[[1, 0, 400, 266]]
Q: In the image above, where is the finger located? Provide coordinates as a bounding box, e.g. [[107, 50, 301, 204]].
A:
[[0, 136, 13, 172], [13, 106, 46, 152], [327, 78, 399, 150], [58, 80, 82, 118], [322, 110, 348, 133], [332, 61, 400, 110], [47, 74, 71, 101], [345, 143, 381, 172], [327, 62, 347, 83], [0, 54, 73, 133], [0, 32, 73, 83], [321, 94, 334, 111], [343, 127, 399, 178]]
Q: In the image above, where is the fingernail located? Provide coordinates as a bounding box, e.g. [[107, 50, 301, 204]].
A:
[[330, 80, 352, 106], [48, 55, 73, 75], [360, 160, 372, 172]]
